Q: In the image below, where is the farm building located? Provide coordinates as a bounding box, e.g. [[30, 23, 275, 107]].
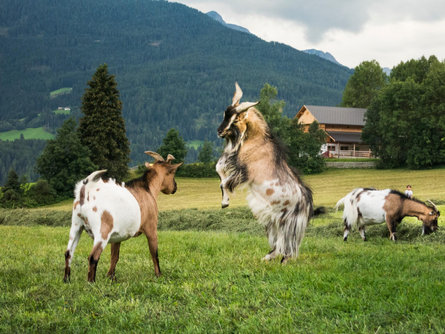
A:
[[295, 105, 372, 158]]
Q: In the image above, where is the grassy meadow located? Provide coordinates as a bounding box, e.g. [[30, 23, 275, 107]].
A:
[[0, 127, 54, 141], [1, 168, 445, 333]]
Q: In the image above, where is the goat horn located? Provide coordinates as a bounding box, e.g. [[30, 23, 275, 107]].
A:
[[144, 151, 165, 161], [427, 199, 438, 211], [235, 101, 259, 113], [166, 154, 175, 163], [231, 82, 243, 107]]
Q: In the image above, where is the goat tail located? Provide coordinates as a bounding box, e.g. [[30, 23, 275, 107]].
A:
[[73, 169, 107, 200], [313, 206, 326, 216], [84, 169, 107, 184], [336, 189, 362, 228], [335, 195, 348, 212]]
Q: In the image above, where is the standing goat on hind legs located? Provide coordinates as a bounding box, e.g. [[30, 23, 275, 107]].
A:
[[216, 82, 323, 263], [64, 151, 182, 283]]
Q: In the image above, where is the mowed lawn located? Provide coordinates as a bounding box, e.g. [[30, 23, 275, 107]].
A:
[[43, 167, 445, 212], [2, 167, 445, 333]]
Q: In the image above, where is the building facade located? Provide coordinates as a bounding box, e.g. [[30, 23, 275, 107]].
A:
[[296, 105, 372, 158]]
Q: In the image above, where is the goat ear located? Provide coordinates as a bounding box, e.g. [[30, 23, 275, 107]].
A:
[[171, 162, 183, 171], [166, 154, 175, 163], [232, 82, 243, 107], [145, 151, 165, 162], [235, 101, 259, 113]]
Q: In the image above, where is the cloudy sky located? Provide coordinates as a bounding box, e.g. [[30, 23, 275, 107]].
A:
[[172, 0, 445, 69]]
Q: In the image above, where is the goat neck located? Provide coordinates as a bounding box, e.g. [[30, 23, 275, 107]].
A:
[[244, 108, 269, 140], [401, 198, 430, 218], [143, 169, 165, 200]]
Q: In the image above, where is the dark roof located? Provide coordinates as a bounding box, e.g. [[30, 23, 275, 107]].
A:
[[304, 105, 366, 126], [327, 131, 363, 143]]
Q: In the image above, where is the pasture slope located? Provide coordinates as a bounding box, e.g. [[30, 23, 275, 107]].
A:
[[0, 127, 54, 141], [1, 168, 445, 333]]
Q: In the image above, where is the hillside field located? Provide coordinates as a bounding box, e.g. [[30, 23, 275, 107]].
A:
[[0, 127, 54, 141], [1, 168, 445, 332]]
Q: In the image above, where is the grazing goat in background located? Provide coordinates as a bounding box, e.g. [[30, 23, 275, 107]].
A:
[[64, 151, 182, 283], [217, 82, 321, 263], [336, 188, 440, 241]]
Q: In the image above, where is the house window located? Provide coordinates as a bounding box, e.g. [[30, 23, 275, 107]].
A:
[[340, 146, 349, 150], [328, 146, 336, 151]]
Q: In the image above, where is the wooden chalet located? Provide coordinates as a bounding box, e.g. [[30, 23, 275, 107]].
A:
[[295, 105, 372, 158]]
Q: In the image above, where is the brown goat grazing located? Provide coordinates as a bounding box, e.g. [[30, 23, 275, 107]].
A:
[[64, 151, 182, 283], [216, 82, 321, 263], [336, 188, 440, 241]]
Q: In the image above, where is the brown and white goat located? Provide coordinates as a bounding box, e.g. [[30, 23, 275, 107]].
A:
[[217, 82, 318, 263], [336, 188, 440, 241], [63, 151, 182, 282]]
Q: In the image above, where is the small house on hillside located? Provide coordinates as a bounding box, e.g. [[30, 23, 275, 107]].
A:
[[295, 105, 372, 158]]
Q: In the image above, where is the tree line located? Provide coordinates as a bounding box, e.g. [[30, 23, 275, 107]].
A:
[[341, 56, 445, 169]]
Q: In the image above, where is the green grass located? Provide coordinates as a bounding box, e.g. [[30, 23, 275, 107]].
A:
[[49, 87, 72, 98], [187, 140, 203, 150], [0, 127, 54, 141], [40, 167, 445, 212], [1, 220, 445, 333], [52, 108, 71, 115], [2, 168, 445, 332]]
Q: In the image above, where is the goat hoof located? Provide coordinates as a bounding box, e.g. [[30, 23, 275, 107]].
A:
[[221, 203, 229, 209], [281, 256, 289, 265], [343, 237, 348, 242], [63, 277, 70, 283], [107, 274, 117, 282]]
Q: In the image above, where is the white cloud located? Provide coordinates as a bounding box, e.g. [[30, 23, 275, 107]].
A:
[[172, 0, 445, 68]]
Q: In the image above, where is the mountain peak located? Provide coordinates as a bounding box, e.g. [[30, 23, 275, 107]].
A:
[[303, 49, 342, 66], [206, 11, 250, 34]]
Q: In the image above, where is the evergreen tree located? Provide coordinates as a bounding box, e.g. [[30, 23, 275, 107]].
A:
[[198, 141, 214, 163], [341, 60, 387, 108], [2, 169, 21, 192], [0, 169, 22, 207], [37, 118, 97, 197], [78, 64, 130, 181], [157, 129, 187, 162]]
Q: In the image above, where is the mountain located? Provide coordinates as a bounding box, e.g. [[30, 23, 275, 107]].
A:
[[206, 11, 250, 34], [303, 49, 343, 66], [0, 0, 352, 168]]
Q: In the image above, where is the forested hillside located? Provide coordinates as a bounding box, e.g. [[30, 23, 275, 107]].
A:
[[0, 0, 351, 173]]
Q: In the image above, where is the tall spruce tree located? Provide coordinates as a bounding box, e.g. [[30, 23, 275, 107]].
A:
[[79, 64, 130, 181], [198, 141, 215, 163], [157, 129, 187, 162]]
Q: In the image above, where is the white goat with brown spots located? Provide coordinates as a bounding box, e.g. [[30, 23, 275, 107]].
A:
[[217, 83, 323, 263], [64, 151, 182, 283], [336, 188, 440, 241]]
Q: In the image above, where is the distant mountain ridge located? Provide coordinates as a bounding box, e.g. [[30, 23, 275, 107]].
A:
[[206, 12, 345, 68], [303, 49, 342, 66], [206, 11, 250, 34], [0, 0, 352, 167]]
